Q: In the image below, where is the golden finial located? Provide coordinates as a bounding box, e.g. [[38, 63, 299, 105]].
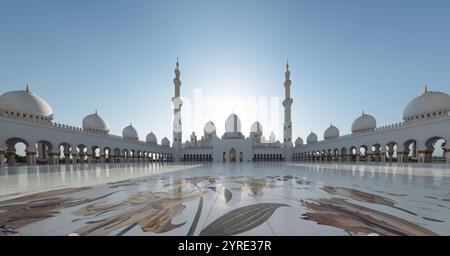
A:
[[25, 83, 30, 92]]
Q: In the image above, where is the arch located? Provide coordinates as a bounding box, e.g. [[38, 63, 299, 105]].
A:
[[359, 145, 368, 161], [36, 140, 53, 164], [123, 149, 129, 159], [425, 136, 447, 163], [5, 137, 29, 166], [229, 148, 237, 162], [104, 147, 111, 162], [349, 146, 357, 161], [402, 139, 417, 162], [385, 141, 398, 162], [59, 143, 72, 164]]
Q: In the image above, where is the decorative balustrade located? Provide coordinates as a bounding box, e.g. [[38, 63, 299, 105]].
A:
[[0, 111, 161, 146]]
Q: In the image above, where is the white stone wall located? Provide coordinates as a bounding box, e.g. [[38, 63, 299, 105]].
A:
[[0, 117, 172, 157], [293, 116, 450, 162]]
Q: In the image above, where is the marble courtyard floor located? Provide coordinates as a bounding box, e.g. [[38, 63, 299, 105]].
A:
[[1, 162, 449, 236]]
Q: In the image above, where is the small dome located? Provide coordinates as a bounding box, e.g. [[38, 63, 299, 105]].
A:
[[204, 121, 216, 135], [184, 140, 192, 148], [351, 111, 376, 133], [403, 87, 450, 121], [307, 132, 318, 144], [250, 121, 263, 135], [146, 132, 157, 144], [161, 137, 170, 146], [82, 111, 109, 133], [123, 123, 139, 140], [295, 137, 303, 146], [225, 113, 241, 133], [0, 85, 53, 121], [324, 124, 339, 140]]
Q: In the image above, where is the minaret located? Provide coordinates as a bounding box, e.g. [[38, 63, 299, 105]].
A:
[[282, 60, 293, 158], [172, 58, 183, 161]]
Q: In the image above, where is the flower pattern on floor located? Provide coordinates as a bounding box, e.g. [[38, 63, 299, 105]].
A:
[[0, 165, 448, 236]]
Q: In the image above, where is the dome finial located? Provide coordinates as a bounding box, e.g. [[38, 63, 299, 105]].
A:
[[25, 83, 30, 92], [362, 110, 365, 115], [424, 85, 428, 94], [95, 109, 98, 115]]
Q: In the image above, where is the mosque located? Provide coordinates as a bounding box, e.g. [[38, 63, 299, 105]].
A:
[[0, 60, 449, 166]]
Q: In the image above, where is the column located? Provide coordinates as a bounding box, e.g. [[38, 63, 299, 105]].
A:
[[397, 151, 404, 163], [388, 151, 394, 162], [0, 150, 5, 167], [53, 152, 60, 165], [380, 152, 386, 163], [26, 151, 33, 165], [71, 147, 78, 164], [367, 152, 372, 163], [445, 148, 450, 163], [7, 150, 15, 166], [47, 153, 54, 165], [425, 150, 433, 163]]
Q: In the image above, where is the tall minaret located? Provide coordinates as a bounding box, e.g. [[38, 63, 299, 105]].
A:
[[282, 60, 293, 154], [172, 58, 183, 161]]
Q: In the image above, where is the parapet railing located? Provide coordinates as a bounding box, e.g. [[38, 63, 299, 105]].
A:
[[0, 111, 163, 147], [295, 114, 450, 148]]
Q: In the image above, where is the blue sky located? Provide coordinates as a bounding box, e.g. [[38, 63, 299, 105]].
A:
[[1, 0, 450, 143]]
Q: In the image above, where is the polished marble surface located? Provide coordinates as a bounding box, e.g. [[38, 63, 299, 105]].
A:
[[1, 162, 449, 236]]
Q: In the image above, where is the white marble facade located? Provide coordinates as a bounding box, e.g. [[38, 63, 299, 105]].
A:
[[1, 61, 449, 166]]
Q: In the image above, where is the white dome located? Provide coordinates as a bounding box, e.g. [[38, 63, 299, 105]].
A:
[[225, 113, 241, 133], [0, 85, 53, 121], [82, 111, 109, 133], [250, 121, 263, 135], [161, 137, 170, 146], [307, 132, 318, 144], [324, 124, 339, 140], [351, 111, 376, 133], [204, 121, 216, 135], [295, 137, 303, 146], [122, 123, 139, 140], [146, 132, 157, 144], [403, 88, 450, 121]]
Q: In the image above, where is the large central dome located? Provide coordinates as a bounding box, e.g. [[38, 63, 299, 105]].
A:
[[403, 88, 450, 121], [0, 85, 53, 121], [222, 113, 244, 139], [225, 113, 241, 133]]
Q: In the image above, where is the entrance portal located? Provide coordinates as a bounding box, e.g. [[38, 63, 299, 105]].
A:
[[229, 148, 236, 162]]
